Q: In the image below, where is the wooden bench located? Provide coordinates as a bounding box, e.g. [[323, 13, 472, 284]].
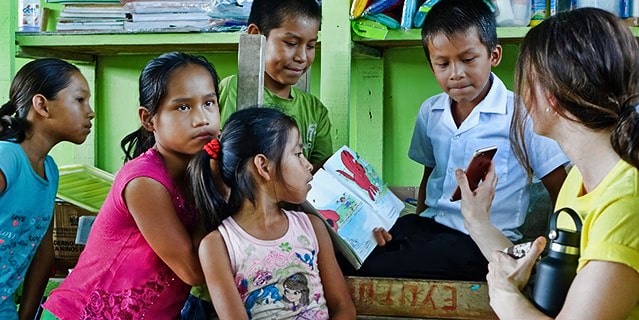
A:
[[346, 276, 496, 319]]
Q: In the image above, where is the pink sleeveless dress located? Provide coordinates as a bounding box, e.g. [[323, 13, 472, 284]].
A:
[[44, 149, 196, 319]]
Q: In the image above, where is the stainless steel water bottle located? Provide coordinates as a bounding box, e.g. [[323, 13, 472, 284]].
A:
[[532, 207, 582, 317]]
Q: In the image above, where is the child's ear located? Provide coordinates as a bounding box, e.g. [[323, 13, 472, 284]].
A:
[[31, 94, 50, 118], [138, 106, 154, 132], [247, 24, 262, 35], [490, 44, 503, 67], [253, 154, 272, 180]]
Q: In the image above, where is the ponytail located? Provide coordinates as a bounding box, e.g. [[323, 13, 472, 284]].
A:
[[120, 128, 155, 162], [0, 101, 27, 141], [187, 151, 230, 231], [611, 104, 639, 168]]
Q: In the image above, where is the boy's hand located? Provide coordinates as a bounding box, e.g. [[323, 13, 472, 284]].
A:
[[373, 228, 392, 246]]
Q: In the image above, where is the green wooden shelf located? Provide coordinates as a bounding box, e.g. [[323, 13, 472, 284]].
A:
[[352, 27, 531, 48], [15, 31, 242, 61], [353, 26, 639, 48]]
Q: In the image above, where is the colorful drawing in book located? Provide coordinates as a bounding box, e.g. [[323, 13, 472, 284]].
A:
[[317, 192, 360, 231], [335, 150, 380, 201]]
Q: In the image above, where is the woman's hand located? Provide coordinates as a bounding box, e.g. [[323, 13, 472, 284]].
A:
[[488, 237, 546, 291], [455, 162, 497, 228], [486, 237, 547, 318]]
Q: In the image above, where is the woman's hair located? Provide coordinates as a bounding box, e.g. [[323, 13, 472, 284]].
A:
[[512, 7, 639, 173], [248, 0, 321, 37], [421, 0, 498, 65], [188, 107, 299, 231], [120, 52, 221, 162], [0, 58, 80, 142]]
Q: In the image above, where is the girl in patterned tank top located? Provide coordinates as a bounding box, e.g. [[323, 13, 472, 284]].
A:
[[189, 107, 355, 319]]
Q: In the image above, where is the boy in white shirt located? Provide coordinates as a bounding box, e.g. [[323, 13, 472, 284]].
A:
[[353, 0, 569, 280]]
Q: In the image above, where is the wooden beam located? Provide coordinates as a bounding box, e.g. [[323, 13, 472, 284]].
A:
[[236, 33, 265, 110]]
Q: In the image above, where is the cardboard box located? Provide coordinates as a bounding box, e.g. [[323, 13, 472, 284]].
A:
[[52, 201, 97, 261]]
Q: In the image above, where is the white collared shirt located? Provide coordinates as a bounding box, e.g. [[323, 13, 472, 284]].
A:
[[408, 74, 568, 240]]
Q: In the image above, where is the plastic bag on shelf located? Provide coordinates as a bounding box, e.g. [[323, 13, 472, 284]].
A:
[[207, 0, 253, 25], [493, 0, 531, 26], [122, 0, 210, 14]]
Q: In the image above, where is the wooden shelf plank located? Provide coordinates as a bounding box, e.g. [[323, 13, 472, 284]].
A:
[[352, 27, 532, 48], [353, 26, 639, 48], [15, 31, 242, 58]]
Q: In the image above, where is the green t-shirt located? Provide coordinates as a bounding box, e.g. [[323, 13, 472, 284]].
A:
[[219, 75, 333, 166], [557, 160, 639, 318]]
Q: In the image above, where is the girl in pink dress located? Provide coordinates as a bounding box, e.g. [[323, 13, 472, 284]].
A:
[[43, 52, 221, 319]]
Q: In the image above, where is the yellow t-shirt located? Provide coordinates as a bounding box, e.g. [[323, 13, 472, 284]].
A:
[[556, 159, 639, 318]]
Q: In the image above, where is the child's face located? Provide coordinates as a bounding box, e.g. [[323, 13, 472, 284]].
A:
[[149, 64, 220, 158], [262, 16, 319, 95], [275, 127, 313, 203], [46, 71, 94, 145], [427, 28, 502, 108]]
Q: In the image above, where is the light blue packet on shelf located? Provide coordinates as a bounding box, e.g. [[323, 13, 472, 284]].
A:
[[363, 13, 401, 29], [400, 0, 417, 30]]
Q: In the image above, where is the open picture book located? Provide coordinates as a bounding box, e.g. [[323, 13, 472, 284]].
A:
[[302, 145, 404, 269]]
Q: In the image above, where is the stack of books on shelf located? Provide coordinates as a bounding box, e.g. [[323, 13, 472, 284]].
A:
[[50, 0, 125, 32], [122, 0, 215, 32]]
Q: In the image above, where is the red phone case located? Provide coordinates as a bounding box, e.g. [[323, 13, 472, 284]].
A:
[[450, 146, 497, 201]]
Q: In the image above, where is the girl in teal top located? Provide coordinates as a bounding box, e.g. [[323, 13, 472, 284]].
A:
[[0, 58, 94, 320]]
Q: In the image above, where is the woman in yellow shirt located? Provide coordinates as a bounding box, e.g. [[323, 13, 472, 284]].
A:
[[456, 7, 639, 319]]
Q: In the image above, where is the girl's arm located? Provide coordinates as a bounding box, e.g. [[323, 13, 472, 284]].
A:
[[488, 238, 639, 319], [308, 214, 357, 319], [19, 221, 54, 320], [125, 177, 204, 285], [199, 231, 249, 320]]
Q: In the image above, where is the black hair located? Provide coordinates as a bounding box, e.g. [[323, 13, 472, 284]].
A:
[[420, 0, 498, 65], [248, 0, 321, 36], [0, 58, 80, 142], [120, 52, 221, 162], [512, 8, 639, 172], [188, 107, 299, 231]]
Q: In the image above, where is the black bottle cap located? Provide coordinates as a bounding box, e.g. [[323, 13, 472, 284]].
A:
[[550, 228, 580, 247]]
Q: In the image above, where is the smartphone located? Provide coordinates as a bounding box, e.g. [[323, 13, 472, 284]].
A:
[[450, 145, 497, 201]]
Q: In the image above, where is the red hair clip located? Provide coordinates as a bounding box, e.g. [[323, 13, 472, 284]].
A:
[[203, 139, 220, 159]]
